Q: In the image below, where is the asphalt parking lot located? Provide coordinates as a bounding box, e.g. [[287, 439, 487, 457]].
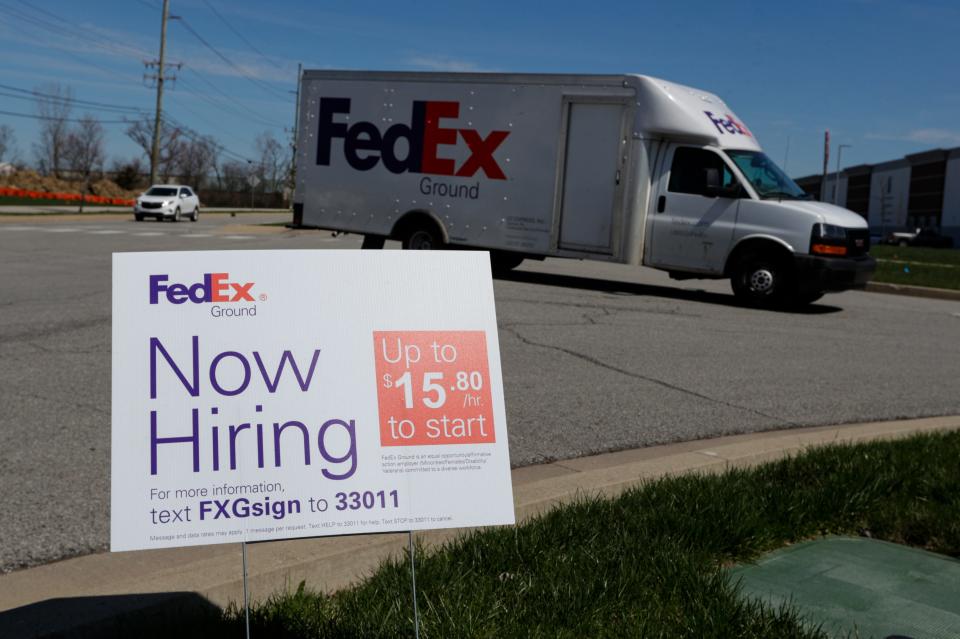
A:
[[1, 212, 959, 572]]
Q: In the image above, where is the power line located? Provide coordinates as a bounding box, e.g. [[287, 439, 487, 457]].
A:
[[0, 84, 148, 115], [199, 0, 282, 70], [0, 6, 144, 81], [178, 71, 284, 129], [0, 108, 129, 125], [3, 0, 152, 60], [162, 114, 253, 163], [174, 16, 291, 100]]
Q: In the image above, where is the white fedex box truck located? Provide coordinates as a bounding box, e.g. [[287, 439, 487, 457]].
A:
[[293, 71, 875, 305]]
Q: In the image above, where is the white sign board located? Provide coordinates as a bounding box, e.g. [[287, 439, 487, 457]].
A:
[[111, 250, 514, 552]]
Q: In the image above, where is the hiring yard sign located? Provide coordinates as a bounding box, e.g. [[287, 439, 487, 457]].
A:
[[111, 250, 514, 552]]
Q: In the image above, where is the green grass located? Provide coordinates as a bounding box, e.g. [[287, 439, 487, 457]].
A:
[[870, 244, 960, 266], [106, 431, 960, 638], [870, 245, 960, 290]]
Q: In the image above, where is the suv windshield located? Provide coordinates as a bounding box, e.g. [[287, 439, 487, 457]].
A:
[[145, 187, 178, 196], [724, 150, 810, 200]]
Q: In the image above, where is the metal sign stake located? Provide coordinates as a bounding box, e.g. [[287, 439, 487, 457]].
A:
[[242, 541, 251, 639], [408, 531, 421, 639]]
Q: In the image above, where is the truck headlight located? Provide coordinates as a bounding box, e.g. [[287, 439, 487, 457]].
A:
[[816, 224, 847, 240], [811, 223, 848, 256]]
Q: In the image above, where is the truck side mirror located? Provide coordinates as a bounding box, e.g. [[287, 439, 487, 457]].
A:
[[704, 167, 720, 192], [703, 168, 739, 198]]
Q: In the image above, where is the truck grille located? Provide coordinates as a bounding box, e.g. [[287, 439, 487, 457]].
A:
[[847, 229, 870, 257], [140, 201, 162, 209]]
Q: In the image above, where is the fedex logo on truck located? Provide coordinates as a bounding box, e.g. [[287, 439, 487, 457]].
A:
[[705, 111, 752, 137], [149, 273, 256, 305], [316, 97, 510, 180]]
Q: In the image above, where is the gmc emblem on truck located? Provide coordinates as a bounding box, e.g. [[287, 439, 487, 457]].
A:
[[315, 97, 510, 179]]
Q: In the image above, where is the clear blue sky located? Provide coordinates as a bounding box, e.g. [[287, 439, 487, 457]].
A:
[[1, 0, 958, 177]]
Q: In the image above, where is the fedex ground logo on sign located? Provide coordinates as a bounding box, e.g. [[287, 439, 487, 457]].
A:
[[149, 273, 263, 318], [316, 98, 510, 180]]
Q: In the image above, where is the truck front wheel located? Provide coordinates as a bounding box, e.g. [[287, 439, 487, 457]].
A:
[[403, 226, 443, 250], [731, 253, 793, 305]]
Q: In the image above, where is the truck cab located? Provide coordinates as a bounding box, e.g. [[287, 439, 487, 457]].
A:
[[647, 142, 873, 304], [636, 77, 875, 305]]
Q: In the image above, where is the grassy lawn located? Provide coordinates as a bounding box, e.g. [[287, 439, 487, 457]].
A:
[[107, 430, 960, 638], [870, 245, 960, 290]]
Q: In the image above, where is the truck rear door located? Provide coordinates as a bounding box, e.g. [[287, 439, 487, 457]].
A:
[[556, 100, 628, 255], [648, 144, 742, 273]]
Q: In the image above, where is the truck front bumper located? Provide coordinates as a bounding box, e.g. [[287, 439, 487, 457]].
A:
[[795, 254, 876, 292]]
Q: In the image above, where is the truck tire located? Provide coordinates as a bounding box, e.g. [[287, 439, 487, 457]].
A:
[[794, 289, 824, 306], [173, 207, 181, 222], [730, 253, 793, 305], [191, 206, 199, 222], [402, 226, 443, 250], [490, 250, 524, 273], [361, 235, 386, 249], [134, 214, 144, 222]]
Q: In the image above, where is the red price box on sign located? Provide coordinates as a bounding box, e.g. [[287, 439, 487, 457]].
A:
[[373, 331, 495, 446]]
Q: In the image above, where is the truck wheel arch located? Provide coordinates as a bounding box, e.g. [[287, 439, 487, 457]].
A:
[[723, 237, 794, 278], [390, 210, 449, 246]]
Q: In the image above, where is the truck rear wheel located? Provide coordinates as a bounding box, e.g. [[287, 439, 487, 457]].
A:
[[403, 226, 443, 250], [490, 250, 524, 273], [731, 253, 793, 305], [361, 235, 386, 249]]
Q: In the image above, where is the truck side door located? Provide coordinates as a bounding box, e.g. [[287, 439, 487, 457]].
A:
[[648, 145, 743, 274]]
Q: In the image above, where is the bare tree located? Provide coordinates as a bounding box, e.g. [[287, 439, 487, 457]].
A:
[[254, 131, 288, 193], [220, 160, 250, 192], [64, 115, 106, 183], [110, 156, 146, 191], [0, 124, 16, 163], [176, 135, 219, 189], [125, 116, 182, 182], [63, 115, 105, 211], [33, 83, 73, 177]]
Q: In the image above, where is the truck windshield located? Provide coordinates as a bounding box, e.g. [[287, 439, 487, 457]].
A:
[[724, 151, 810, 200], [145, 187, 178, 196]]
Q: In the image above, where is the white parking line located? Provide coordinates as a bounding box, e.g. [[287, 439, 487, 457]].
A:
[[133, 231, 165, 236], [183, 233, 212, 238], [87, 229, 126, 235], [0, 226, 38, 231], [43, 227, 81, 233], [221, 235, 254, 240]]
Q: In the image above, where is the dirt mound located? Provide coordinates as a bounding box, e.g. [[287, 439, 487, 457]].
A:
[[0, 170, 140, 199]]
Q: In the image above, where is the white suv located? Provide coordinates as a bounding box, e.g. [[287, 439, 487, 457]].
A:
[[134, 185, 200, 222]]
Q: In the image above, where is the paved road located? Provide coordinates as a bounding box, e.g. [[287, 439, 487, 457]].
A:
[[1, 213, 959, 572]]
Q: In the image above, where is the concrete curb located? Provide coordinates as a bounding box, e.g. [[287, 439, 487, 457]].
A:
[[865, 281, 960, 302], [1, 415, 958, 637]]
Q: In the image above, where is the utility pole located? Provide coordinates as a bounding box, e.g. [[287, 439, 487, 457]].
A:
[[149, 0, 171, 186], [291, 63, 301, 164], [288, 62, 302, 210], [821, 130, 830, 202], [834, 144, 852, 205]]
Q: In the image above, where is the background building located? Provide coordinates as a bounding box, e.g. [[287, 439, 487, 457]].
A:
[[794, 147, 960, 242]]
